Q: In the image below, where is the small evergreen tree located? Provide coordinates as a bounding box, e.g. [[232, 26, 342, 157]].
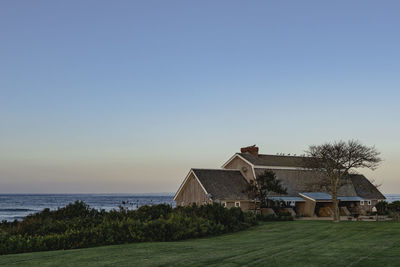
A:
[[249, 170, 287, 208], [375, 201, 388, 215]]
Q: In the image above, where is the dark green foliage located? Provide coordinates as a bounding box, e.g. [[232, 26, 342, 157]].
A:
[[374, 201, 400, 219], [0, 201, 257, 255], [249, 170, 288, 208], [387, 201, 400, 219], [256, 212, 294, 222], [371, 201, 400, 217], [375, 201, 388, 215], [388, 201, 400, 212]]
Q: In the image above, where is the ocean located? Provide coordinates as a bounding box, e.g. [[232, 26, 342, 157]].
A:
[[0, 194, 399, 222], [0, 194, 175, 222]]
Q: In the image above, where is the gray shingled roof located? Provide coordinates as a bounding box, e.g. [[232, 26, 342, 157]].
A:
[[254, 168, 385, 200], [238, 153, 308, 167], [350, 174, 386, 199], [192, 169, 250, 200]]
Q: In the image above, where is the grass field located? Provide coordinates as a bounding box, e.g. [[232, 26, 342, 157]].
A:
[[1, 221, 399, 266]]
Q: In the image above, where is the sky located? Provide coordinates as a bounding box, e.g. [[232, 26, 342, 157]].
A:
[[1, 1, 399, 194]]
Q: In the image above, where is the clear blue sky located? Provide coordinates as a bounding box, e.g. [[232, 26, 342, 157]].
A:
[[1, 1, 399, 193]]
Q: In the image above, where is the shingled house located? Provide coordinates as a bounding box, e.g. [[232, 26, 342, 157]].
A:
[[174, 146, 386, 217]]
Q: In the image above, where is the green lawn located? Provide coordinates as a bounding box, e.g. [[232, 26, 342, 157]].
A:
[[1, 221, 400, 266]]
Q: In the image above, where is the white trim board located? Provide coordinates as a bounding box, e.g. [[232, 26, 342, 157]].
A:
[[299, 193, 317, 202], [221, 153, 258, 181], [222, 154, 310, 171], [299, 193, 333, 202], [221, 153, 255, 169], [173, 169, 209, 201], [254, 166, 308, 170], [192, 171, 209, 197]]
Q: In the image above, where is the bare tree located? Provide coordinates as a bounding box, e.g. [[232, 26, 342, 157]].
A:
[[305, 140, 381, 222]]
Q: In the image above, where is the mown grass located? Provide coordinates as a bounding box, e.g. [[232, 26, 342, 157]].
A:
[[1, 221, 399, 266]]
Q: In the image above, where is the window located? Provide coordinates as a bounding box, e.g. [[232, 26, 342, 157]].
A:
[[368, 200, 372, 205], [222, 202, 227, 208], [235, 201, 240, 207], [360, 201, 364, 205], [286, 201, 295, 206]]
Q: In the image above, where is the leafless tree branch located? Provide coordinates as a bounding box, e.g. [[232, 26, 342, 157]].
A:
[[304, 140, 382, 222]]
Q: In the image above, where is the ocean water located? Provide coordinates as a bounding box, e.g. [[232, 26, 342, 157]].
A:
[[0, 194, 175, 221], [1, 194, 399, 222], [385, 194, 400, 203]]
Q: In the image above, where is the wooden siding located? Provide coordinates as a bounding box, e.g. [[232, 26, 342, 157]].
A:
[[221, 200, 254, 211], [357, 199, 379, 215], [238, 201, 254, 211], [223, 156, 255, 183], [302, 198, 316, 217], [175, 172, 208, 206], [296, 202, 306, 216]]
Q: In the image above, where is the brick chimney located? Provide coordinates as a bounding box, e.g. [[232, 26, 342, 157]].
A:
[[240, 145, 259, 157]]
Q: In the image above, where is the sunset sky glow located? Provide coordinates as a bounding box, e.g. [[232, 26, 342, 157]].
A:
[[1, 1, 399, 193]]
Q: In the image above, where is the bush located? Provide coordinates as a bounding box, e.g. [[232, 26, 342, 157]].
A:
[[388, 201, 400, 212], [375, 201, 388, 215], [0, 201, 257, 255], [387, 201, 400, 219]]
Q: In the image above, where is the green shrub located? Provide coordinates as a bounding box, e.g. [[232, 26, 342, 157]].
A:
[[388, 201, 400, 212], [387, 201, 400, 220], [0, 202, 257, 255], [375, 201, 388, 215]]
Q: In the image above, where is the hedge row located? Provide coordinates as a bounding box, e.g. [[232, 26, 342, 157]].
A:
[[0, 201, 257, 255]]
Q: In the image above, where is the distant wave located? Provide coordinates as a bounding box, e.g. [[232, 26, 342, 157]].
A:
[[0, 208, 36, 212], [385, 194, 400, 203]]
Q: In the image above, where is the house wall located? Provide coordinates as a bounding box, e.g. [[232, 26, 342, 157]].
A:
[[224, 156, 255, 183], [296, 202, 306, 216], [236, 201, 254, 212], [175, 173, 209, 206], [357, 199, 379, 215], [302, 199, 316, 217], [342, 200, 381, 215], [225, 201, 235, 209], [221, 200, 254, 212]]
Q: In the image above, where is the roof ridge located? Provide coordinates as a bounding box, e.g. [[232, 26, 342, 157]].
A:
[[192, 168, 240, 171], [238, 152, 308, 158]]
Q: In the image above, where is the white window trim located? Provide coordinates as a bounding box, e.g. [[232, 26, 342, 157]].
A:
[[367, 200, 372, 205], [235, 201, 240, 207], [360, 200, 364, 205], [222, 201, 227, 208]]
